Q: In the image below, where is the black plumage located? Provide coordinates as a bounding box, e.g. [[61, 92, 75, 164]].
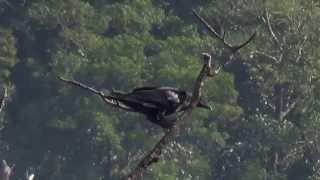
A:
[[108, 86, 211, 128]]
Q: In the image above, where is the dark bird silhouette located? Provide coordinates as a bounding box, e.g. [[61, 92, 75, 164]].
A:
[[108, 86, 212, 128]]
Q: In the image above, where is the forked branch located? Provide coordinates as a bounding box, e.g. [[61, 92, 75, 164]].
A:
[[193, 10, 256, 53], [126, 11, 256, 178], [126, 53, 217, 180]]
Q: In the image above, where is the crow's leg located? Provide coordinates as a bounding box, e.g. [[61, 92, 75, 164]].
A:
[[159, 111, 178, 122], [146, 113, 176, 129], [156, 112, 166, 121], [155, 113, 176, 129]]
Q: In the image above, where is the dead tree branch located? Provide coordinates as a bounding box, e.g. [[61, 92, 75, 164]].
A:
[[126, 53, 213, 180], [126, 125, 177, 180], [26, 171, 35, 180], [281, 99, 298, 121], [250, 50, 278, 62], [264, 10, 283, 51], [58, 76, 135, 112], [0, 160, 36, 180], [193, 10, 256, 53], [0, 87, 7, 113], [0, 91, 15, 180], [126, 48, 252, 179], [0, 160, 14, 180]]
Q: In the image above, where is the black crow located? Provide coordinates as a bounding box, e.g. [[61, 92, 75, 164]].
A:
[[108, 86, 211, 128]]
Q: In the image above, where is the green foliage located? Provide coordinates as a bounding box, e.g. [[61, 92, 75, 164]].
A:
[[240, 160, 267, 180], [0, 28, 17, 84]]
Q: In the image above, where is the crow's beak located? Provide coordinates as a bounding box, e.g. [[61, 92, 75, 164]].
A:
[[198, 100, 212, 111]]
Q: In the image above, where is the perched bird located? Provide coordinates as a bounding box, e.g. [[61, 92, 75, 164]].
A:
[[108, 86, 211, 128]]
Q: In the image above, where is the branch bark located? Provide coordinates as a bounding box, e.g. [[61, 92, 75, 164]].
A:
[[250, 50, 278, 62], [0, 160, 36, 180], [26, 171, 35, 180], [125, 48, 246, 179], [126, 53, 214, 180], [264, 10, 283, 51], [0, 87, 8, 180], [58, 76, 135, 112], [0, 87, 7, 113], [0, 160, 14, 180]]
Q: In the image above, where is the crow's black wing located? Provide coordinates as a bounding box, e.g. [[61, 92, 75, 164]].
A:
[[132, 86, 180, 93], [132, 86, 158, 92], [129, 88, 183, 108], [127, 89, 169, 107], [108, 93, 159, 109]]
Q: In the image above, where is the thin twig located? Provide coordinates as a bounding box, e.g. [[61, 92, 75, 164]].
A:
[[280, 99, 299, 121], [58, 76, 104, 97], [251, 50, 279, 62], [0, 87, 7, 113], [26, 170, 35, 180], [295, 36, 307, 63], [58, 76, 134, 112], [264, 10, 283, 51], [193, 10, 256, 53]]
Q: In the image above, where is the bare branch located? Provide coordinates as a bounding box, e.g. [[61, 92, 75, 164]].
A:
[[126, 125, 177, 180], [0, 87, 7, 113], [264, 10, 283, 51], [295, 36, 307, 63], [26, 171, 35, 180], [193, 10, 256, 53], [58, 76, 104, 97], [250, 50, 279, 62], [280, 99, 299, 121], [58, 76, 134, 112], [0, 160, 15, 180], [191, 53, 212, 101]]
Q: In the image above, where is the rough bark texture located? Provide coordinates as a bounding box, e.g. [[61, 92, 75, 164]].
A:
[[0, 160, 14, 180]]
